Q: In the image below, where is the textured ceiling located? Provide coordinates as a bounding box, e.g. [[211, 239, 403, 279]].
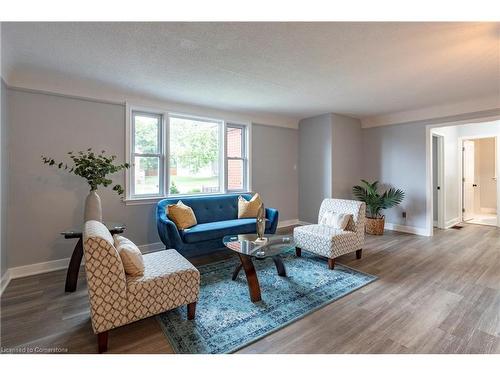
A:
[[2, 22, 499, 123]]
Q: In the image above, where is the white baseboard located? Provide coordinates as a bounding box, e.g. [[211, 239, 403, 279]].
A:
[[297, 220, 312, 226], [2, 241, 166, 292], [8, 257, 71, 280], [0, 269, 12, 296], [138, 242, 165, 254], [278, 219, 300, 228], [445, 217, 461, 228], [384, 222, 430, 236]]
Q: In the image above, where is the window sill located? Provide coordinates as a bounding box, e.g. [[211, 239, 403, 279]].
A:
[[123, 191, 252, 206]]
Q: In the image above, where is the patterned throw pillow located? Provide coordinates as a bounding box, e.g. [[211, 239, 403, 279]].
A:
[[167, 200, 198, 230], [238, 193, 263, 219], [113, 235, 145, 276], [320, 211, 352, 230]]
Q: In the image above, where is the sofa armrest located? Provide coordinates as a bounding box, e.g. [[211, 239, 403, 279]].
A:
[[156, 213, 184, 250], [265, 207, 279, 234]]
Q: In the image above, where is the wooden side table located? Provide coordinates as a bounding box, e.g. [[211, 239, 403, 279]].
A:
[[61, 222, 125, 292]]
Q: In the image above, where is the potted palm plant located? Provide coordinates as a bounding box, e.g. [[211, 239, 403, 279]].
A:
[[352, 180, 405, 235]]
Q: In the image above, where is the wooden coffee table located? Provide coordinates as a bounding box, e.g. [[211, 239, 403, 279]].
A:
[[222, 234, 296, 302]]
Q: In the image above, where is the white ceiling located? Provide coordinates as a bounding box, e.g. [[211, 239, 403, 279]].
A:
[[2, 22, 499, 126]]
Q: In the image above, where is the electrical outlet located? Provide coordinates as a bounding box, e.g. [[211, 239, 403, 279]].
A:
[[402, 211, 407, 219]]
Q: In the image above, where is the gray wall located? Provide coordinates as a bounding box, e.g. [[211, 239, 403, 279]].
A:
[[298, 113, 362, 223], [5, 87, 299, 269], [1, 79, 7, 279], [252, 124, 298, 222], [362, 123, 428, 229], [331, 114, 362, 198], [298, 114, 332, 223]]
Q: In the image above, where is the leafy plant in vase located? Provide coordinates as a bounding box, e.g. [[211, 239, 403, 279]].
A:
[[42, 149, 130, 222], [352, 180, 405, 235]]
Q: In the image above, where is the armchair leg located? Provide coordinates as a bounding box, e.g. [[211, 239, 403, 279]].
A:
[[295, 247, 302, 257], [328, 258, 336, 270], [97, 331, 108, 353], [356, 249, 363, 259], [187, 302, 196, 320]]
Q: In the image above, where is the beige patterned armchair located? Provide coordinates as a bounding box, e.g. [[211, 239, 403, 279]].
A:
[[83, 220, 200, 353], [293, 199, 366, 269]]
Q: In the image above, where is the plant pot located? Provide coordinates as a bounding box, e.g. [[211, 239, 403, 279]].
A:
[[365, 216, 385, 235], [84, 190, 102, 222]]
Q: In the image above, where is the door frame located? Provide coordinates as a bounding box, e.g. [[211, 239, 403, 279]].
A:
[[432, 133, 446, 229], [425, 116, 500, 236], [458, 135, 499, 227]]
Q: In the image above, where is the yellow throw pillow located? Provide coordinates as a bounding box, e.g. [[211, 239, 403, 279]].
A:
[[113, 235, 145, 277], [167, 200, 197, 230], [238, 194, 263, 219]]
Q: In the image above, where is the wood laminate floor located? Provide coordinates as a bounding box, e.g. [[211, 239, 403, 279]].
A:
[[1, 223, 500, 354]]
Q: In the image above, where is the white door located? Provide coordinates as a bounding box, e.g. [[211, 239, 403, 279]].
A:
[[463, 140, 475, 221]]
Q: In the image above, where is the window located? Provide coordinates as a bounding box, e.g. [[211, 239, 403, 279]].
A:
[[127, 107, 250, 201], [131, 111, 164, 197], [169, 115, 222, 195], [226, 124, 247, 191]]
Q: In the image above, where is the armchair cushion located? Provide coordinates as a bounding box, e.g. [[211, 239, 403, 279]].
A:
[[180, 218, 272, 244], [126, 249, 200, 322], [113, 234, 145, 277], [319, 211, 352, 230]]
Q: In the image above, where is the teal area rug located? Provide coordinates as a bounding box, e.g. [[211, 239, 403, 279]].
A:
[[157, 250, 377, 353]]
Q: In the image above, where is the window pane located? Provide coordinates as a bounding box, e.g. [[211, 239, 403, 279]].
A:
[[134, 156, 160, 195], [227, 159, 244, 190], [227, 127, 242, 158], [169, 116, 220, 195], [134, 114, 159, 154]]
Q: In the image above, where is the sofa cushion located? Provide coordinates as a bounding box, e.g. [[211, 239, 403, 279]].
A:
[[238, 193, 263, 218], [181, 218, 272, 244], [167, 200, 197, 230]]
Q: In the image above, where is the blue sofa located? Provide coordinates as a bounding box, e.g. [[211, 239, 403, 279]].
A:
[[156, 194, 279, 257]]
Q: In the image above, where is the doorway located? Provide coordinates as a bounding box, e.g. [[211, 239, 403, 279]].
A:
[[462, 137, 497, 226]]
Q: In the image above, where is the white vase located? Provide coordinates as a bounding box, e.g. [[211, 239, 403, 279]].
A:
[[84, 190, 102, 222]]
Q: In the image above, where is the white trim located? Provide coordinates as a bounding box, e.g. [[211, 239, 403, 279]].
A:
[[445, 217, 461, 229], [2, 242, 167, 285], [9, 257, 70, 280], [278, 219, 300, 228], [361, 95, 500, 128], [138, 242, 165, 254], [297, 220, 313, 226], [432, 133, 446, 229], [384, 222, 430, 236], [0, 269, 12, 296]]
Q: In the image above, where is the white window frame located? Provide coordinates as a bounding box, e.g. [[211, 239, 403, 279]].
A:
[[225, 123, 249, 193], [125, 104, 251, 204]]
